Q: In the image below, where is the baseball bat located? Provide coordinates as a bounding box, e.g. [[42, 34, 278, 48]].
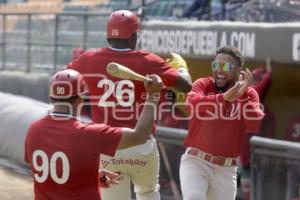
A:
[[106, 62, 152, 82]]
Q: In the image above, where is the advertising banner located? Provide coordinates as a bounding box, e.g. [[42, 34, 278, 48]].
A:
[[140, 20, 300, 63]]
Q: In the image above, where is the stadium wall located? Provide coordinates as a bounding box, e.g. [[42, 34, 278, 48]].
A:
[[0, 71, 51, 103], [140, 20, 300, 64]]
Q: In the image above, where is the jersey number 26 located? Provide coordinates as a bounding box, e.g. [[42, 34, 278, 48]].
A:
[[98, 79, 134, 107]]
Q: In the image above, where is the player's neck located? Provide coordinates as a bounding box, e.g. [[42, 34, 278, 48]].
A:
[[109, 41, 134, 50], [109, 46, 131, 51], [52, 105, 77, 117], [110, 44, 131, 49], [215, 81, 236, 93]]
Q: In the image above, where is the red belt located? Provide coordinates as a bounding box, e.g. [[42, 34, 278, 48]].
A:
[[187, 148, 237, 167]]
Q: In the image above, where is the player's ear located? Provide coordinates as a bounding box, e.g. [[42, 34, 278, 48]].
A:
[[129, 33, 137, 50]]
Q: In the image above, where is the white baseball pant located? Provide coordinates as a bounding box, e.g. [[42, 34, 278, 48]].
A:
[[180, 151, 237, 200], [100, 136, 160, 200]]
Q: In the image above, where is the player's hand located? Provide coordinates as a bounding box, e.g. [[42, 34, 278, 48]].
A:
[[266, 57, 272, 73], [223, 81, 242, 102], [238, 68, 253, 95], [144, 74, 163, 94], [99, 169, 120, 188], [166, 53, 188, 70]]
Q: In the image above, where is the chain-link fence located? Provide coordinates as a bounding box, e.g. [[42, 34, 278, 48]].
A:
[[251, 136, 300, 200], [0, 13, 109, 73]]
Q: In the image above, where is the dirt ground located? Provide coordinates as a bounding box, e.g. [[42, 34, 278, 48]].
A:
[[0, 166, 33, 200]]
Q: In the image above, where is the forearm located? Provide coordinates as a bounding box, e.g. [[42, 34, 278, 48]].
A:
[[117, 95, 158, 150], [133, 95, 158, 143], [165, 53, 192, 92], [178, 68, 192, 84], [173, 69, 192, 93]]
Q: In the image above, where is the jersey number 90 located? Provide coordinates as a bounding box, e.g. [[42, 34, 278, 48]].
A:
[[32, 150, 70, 184]]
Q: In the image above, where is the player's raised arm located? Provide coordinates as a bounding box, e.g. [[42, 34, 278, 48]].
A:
[[166, 53, 192, 92], [117, 75, 163, 150]]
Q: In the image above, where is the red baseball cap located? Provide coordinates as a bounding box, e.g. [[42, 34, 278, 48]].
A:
[[49, 69, 88, 99], [107, 10, 140, 39]]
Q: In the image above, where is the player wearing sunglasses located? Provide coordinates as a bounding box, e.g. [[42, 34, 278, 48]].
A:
[[212, 57, 240, 92], [179, 46, 264, 200]]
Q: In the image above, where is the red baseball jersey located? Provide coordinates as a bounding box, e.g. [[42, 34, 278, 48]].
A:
[[24, 114, 122, 200], [251, 72, 271, 102], [239, 72, 273, 167], [68, 47, 179, 128], [184, 77, 264, 157], [239, 107, 275, 168], [285, 115, 300, 142]]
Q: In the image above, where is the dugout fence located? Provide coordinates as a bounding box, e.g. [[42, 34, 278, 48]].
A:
[[153, 129, 300, 200], [251, 136, 300, 200]]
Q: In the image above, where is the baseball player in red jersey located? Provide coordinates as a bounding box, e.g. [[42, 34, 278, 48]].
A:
[[24, 69, 163, 200], [239, 58, 275, 200], [286, 115, 300, 142], [67, 10, 191, 200], [72, 48, 85, 61], [285, 114, 300, 200], [179, 46, 264, 200]]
